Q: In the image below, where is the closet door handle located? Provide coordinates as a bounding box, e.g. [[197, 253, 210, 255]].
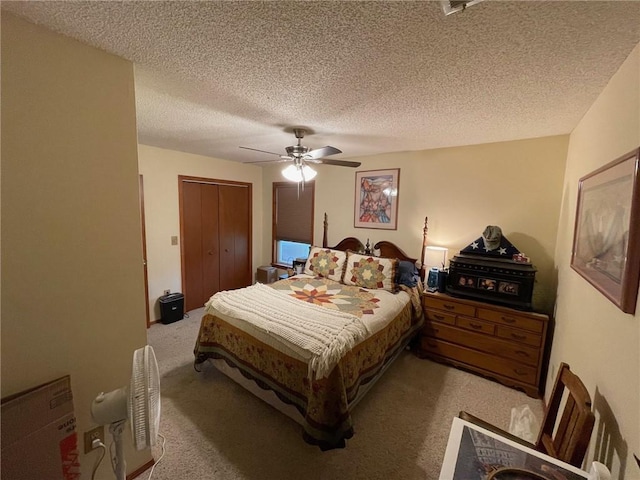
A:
[[208, 250, 214, 255]]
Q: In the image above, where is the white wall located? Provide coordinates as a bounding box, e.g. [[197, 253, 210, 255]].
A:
[[1, 13, 150, 479], [551, 43, 640, 477], [262, 135, 569, 313], [137, 144, 263, 320]]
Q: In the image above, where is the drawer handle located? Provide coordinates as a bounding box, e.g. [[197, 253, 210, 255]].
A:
[[502, 316, 516, 323], [469, 322, 483, 330], [511, 333, 526, 340], [427, 340, 438, 348], [515, 350, 529, 357], [431, 328, 440, 334], [514, 368, 528, 376], [443, 304, 455, 310], [433, 314, 446, 321]]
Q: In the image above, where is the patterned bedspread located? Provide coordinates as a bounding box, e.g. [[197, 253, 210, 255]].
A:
[[270, 277, 382, 316], [194, 275, 423, 449]]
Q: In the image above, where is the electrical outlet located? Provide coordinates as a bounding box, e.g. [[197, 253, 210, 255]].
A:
[[164, 289, 170, 295], [84, 426, 105, 454]]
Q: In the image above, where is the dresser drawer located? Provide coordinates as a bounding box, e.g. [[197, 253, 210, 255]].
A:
[[423, 323, 539, 367], [420, 338, 538, 384], [423, 296, 475, 316], [496, 325, 542, 347], [425, 310, 456, 325], [456, 316, 495, 335], [477, 308, 544, 333]]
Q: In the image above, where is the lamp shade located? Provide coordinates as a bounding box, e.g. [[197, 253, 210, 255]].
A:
[[424, 246, 449, 270], [282, 164, 317, 182]]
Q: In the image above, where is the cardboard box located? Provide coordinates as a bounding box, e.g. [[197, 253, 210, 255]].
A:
[[1, 376, 81, 480], [256, 265, 278, 284]]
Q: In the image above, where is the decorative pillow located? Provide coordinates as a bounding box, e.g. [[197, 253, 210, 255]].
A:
[[396, 260, 420, 288], [343, 251, 398, 291], [304, 246, 347, 282]]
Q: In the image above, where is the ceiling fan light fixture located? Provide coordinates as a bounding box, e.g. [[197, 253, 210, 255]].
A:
[[282, 164, 317, 182]]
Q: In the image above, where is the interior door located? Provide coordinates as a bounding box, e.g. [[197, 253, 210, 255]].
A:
[[139, 175, 151, 327], [218, 184, 251, 290], [182, 181, 205, 312], [201, 183, 220, 302]]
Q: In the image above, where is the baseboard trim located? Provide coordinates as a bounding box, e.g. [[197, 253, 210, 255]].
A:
[[127, 459, 154, 480]]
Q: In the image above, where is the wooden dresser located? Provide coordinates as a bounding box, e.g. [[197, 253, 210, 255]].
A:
[[419, 292, 549, 397]]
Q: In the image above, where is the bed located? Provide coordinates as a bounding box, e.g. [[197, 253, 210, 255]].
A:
[[194, 216, 426, 449]]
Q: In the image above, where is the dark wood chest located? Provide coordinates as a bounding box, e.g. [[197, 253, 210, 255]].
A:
[[446, 254, 537, 311]]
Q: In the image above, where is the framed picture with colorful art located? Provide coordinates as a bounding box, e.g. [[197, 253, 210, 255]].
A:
[[570, 147, 640, 314], [354, 169, 400, 230]]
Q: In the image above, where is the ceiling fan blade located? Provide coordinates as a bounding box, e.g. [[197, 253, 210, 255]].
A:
[[313, 158, 362, 168], [243, 158, 292, 165], [239, 146, 284, 157], [305, 146, 342, 159]]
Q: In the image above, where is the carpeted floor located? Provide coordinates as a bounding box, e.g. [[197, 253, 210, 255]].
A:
[[134, 308, 543, 480]]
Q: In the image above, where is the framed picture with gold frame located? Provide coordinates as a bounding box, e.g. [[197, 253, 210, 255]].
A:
[[570, 147, 640, 314], [354, 169, 400, 230]]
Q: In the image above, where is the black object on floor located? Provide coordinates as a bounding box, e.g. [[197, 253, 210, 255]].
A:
[[159, 293, 185, 324]]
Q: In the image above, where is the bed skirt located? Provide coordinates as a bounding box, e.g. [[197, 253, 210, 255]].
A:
[[194, 301, 423, 449]]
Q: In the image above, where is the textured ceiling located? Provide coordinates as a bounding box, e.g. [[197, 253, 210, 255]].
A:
[[3, 1, 640, 164]]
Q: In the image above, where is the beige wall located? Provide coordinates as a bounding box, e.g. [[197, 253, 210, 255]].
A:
[[551, 43, 640, 477], [1, 13, 150, 479], [263, 135, 569, 313], [137, 144, 263, 320]]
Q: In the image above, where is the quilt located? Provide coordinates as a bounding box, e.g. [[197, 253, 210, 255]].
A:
[[194, 275, 423, 449]]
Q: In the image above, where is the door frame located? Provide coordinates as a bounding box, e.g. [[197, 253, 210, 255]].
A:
[[178, 175, 253, 312]]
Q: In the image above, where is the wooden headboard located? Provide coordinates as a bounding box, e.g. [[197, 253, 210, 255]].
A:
[[328, 237, 365, 252], [321, 213, 427, 267], [373, 241, 417, 263]]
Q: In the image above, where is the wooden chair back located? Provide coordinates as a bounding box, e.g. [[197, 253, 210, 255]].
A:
[[536, 362, 595, 467]]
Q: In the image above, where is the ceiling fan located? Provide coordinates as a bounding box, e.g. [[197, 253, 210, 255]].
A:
[[240, 128, 361, 182]]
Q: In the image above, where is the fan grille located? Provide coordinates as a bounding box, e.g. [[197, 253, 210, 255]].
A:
[[129, 345, 161, 450]]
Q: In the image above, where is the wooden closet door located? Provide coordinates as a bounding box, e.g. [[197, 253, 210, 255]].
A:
[[218, 184, 251, 291], [182, 181, 205, 312], [181, 177, 252, 312], [201, 183, 221, 302]]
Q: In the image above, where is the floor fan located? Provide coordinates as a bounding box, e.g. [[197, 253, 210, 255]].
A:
[[91, 345, 161, 480]]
